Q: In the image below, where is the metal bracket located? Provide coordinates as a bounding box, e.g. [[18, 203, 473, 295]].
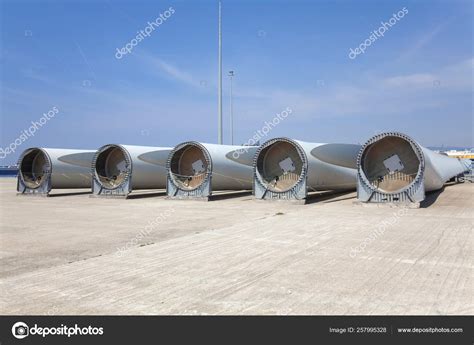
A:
[[166, 172, 212, 199], [90, 144, 133, 198], [253, 137, 308, 201], [254, 177, 307, 200], [17, 172, 52, 196], [91, 176, 131, 198], [356, 132, 426, 204], [166, 141, 213, 200]]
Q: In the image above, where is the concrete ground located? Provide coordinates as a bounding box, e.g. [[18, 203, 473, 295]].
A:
[[0, 177, 472, 315]]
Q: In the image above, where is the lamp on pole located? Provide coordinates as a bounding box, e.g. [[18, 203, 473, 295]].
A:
[[228, 70, 234, 145]]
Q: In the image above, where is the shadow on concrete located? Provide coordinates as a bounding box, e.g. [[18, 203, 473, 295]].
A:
[[420, 186, 445, 208], [419, 181, 466, 208], [210, 190, 252, 201], [49, 191, 91, 197], [127, 191, 167, 199], [305, 190, 355, 205]]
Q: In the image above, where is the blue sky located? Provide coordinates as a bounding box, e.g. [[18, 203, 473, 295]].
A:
[[1, 0, 472, 164]]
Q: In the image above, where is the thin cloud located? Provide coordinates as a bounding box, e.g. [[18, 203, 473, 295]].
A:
[[383, 73, 436, 88], [384, 57, 473, 90], [137, 53, 201, 88], [233, 57, 473, 122], [20, 68, 56, 85], [397, 18, 452, 61]]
